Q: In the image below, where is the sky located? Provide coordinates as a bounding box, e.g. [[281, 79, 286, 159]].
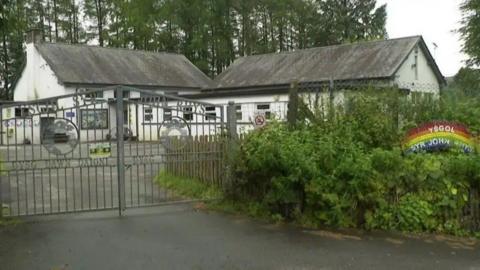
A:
[[376, 0, 467, 77]]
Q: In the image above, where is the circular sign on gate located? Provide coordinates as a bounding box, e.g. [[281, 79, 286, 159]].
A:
[[158, 116, 191, 151], [254, 114, 266, 129], [42, 118, 79, 155]]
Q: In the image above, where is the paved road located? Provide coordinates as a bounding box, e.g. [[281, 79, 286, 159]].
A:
[[0, 205, 479, 270]]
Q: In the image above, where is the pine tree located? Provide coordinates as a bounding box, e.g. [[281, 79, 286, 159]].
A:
[[459, 0, 480, 66], [0, 0, 388, 91], [84, 0, 108, 46]]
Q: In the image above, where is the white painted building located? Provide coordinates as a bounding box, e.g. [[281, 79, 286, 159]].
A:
[[4, 29, 213, 144], [182, 36, 445, 133], [4, 31, 445, 144]]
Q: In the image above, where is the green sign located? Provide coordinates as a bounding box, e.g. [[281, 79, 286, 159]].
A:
[[89, 143, 112, 159]]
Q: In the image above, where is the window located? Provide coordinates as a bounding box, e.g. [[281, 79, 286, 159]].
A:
[[256, 104, 271, 119], [144, 108, 153, 122], [424, 92, 434, 103], [236, 105, 242, 120], [414, 49, 419, 80], [15, 108, 31, 118], [205, 106, 216, 121], [85, 91, 103, 99], [411, 92, 422, 104], [163, 108, 172, 121], [183, 106, 193, 121], [81, 109, 108, 129], [40, 107, 56, 114]]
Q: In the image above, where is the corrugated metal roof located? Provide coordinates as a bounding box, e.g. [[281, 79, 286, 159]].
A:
[[214, 36, 441, 89], [36, 43, 213, 89]]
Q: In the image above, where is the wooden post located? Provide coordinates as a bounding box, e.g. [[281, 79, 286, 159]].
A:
[[287, 81, 299, 129], [328, 78, 335, 120], [224, 101, 239, 188], [226, 101, 237, 140]]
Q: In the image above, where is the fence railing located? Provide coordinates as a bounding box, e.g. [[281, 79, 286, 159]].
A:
[[164, 135, 226, 187]]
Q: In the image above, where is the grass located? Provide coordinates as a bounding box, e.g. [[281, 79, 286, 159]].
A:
[[155, 172, 278, 221], [0, 205, 21, 228], [156, 172, 480, 239], [155, 172, 223, 201]]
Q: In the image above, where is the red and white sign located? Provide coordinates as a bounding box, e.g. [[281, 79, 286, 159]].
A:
[[254, 114, 266, 128]]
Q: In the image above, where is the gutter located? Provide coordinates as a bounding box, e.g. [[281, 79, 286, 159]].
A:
[[185, 78, 394, 99]]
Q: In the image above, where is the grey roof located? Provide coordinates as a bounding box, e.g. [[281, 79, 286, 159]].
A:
[[36, 43, 213, 89], [214, 36, 445, 89]]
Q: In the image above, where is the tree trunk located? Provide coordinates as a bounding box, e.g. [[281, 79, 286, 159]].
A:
[[46, 0, 53, 42], [53, 0, 59, 41], [94, 0, 104, 46], [2, 31, 10, 99]]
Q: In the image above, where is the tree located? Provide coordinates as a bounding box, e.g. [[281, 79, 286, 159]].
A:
[[317, 0, 387, 44], [0, 0, 388, 97], [1, 0, 29, 100], [452, 67, 480, 96], [84, 0, 108, 46], [459, 0, 480, 66]]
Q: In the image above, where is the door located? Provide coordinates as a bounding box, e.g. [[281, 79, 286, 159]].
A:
[[40, 117, 55, 143]]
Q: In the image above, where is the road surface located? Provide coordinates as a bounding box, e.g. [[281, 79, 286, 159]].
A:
[[0, 205, 479, 270]]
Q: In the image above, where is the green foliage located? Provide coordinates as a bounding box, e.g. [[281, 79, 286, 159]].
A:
[[1, 0, 388, 96], [230, 89, 480, 235], [459, 0, 480, 66], [156, 171, 222, 200], [451, 68, 480, 96], [0, 204, 20, 228], [367, 194, 437, 232]]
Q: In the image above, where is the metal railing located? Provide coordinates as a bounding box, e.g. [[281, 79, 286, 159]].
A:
[[0, 86, 227, 217]]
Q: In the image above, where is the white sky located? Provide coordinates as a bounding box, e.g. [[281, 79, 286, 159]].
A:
[[377, 0, 467, 77]]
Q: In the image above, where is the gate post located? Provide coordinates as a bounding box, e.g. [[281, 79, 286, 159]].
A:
[[226, 101, 237, 140], [287, 81, 299, 129], [116, 87, 126, 215], [224, 101, 238, 188], [0, 105, 3, 218]]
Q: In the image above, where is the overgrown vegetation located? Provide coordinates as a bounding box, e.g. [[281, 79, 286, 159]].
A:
[[156, 172, 283, 222], [156, 171, 222, 201], [0, 206, 20, 228], [227, 88, 480, 236]]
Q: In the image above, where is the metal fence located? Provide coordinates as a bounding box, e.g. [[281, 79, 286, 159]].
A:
[[0, 86, 227, 217]]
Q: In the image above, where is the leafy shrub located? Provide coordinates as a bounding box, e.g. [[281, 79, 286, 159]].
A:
[[229, 89, 480, 235], [366, 194, 437, 232]]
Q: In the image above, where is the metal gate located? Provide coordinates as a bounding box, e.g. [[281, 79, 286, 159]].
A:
[[0, 87, 226, 217]]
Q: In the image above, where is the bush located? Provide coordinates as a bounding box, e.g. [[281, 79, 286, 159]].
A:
[[229, 89, 480, 235]]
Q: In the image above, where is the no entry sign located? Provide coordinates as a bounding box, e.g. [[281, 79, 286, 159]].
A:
[[254, 114, 266, 128]]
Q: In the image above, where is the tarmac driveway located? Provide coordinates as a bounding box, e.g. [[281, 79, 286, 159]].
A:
[[0, 205, 479, 270]]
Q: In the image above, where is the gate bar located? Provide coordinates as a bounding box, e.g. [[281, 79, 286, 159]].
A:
[[116, 87, 126, 216]]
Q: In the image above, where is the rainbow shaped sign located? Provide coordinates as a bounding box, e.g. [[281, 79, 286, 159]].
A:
[[404, 121, 476, 154]]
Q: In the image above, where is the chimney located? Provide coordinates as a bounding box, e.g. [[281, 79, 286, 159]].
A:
[[25, 28, 43, 44]]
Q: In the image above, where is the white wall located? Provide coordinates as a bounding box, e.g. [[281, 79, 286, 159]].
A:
[[394, 44, 441, 94], [1, 108, 41, 145], [7, 41, 443, 144], [14, 43, 72, 102]]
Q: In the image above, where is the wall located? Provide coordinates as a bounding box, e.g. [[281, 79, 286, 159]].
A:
[[13, 43, 71, 102], [394, 44, 441, 94]]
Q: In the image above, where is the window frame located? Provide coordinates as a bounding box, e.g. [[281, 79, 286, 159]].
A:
[[163, 108, 172, 121], [205, 106, 217, 121], [144, 107, 153, 122], [183, 106, 193, 121], [15, 108, 31, 118], [80, 109, 109, 130], [256, 103, 272, 119], [235, 105, 242, 121]]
